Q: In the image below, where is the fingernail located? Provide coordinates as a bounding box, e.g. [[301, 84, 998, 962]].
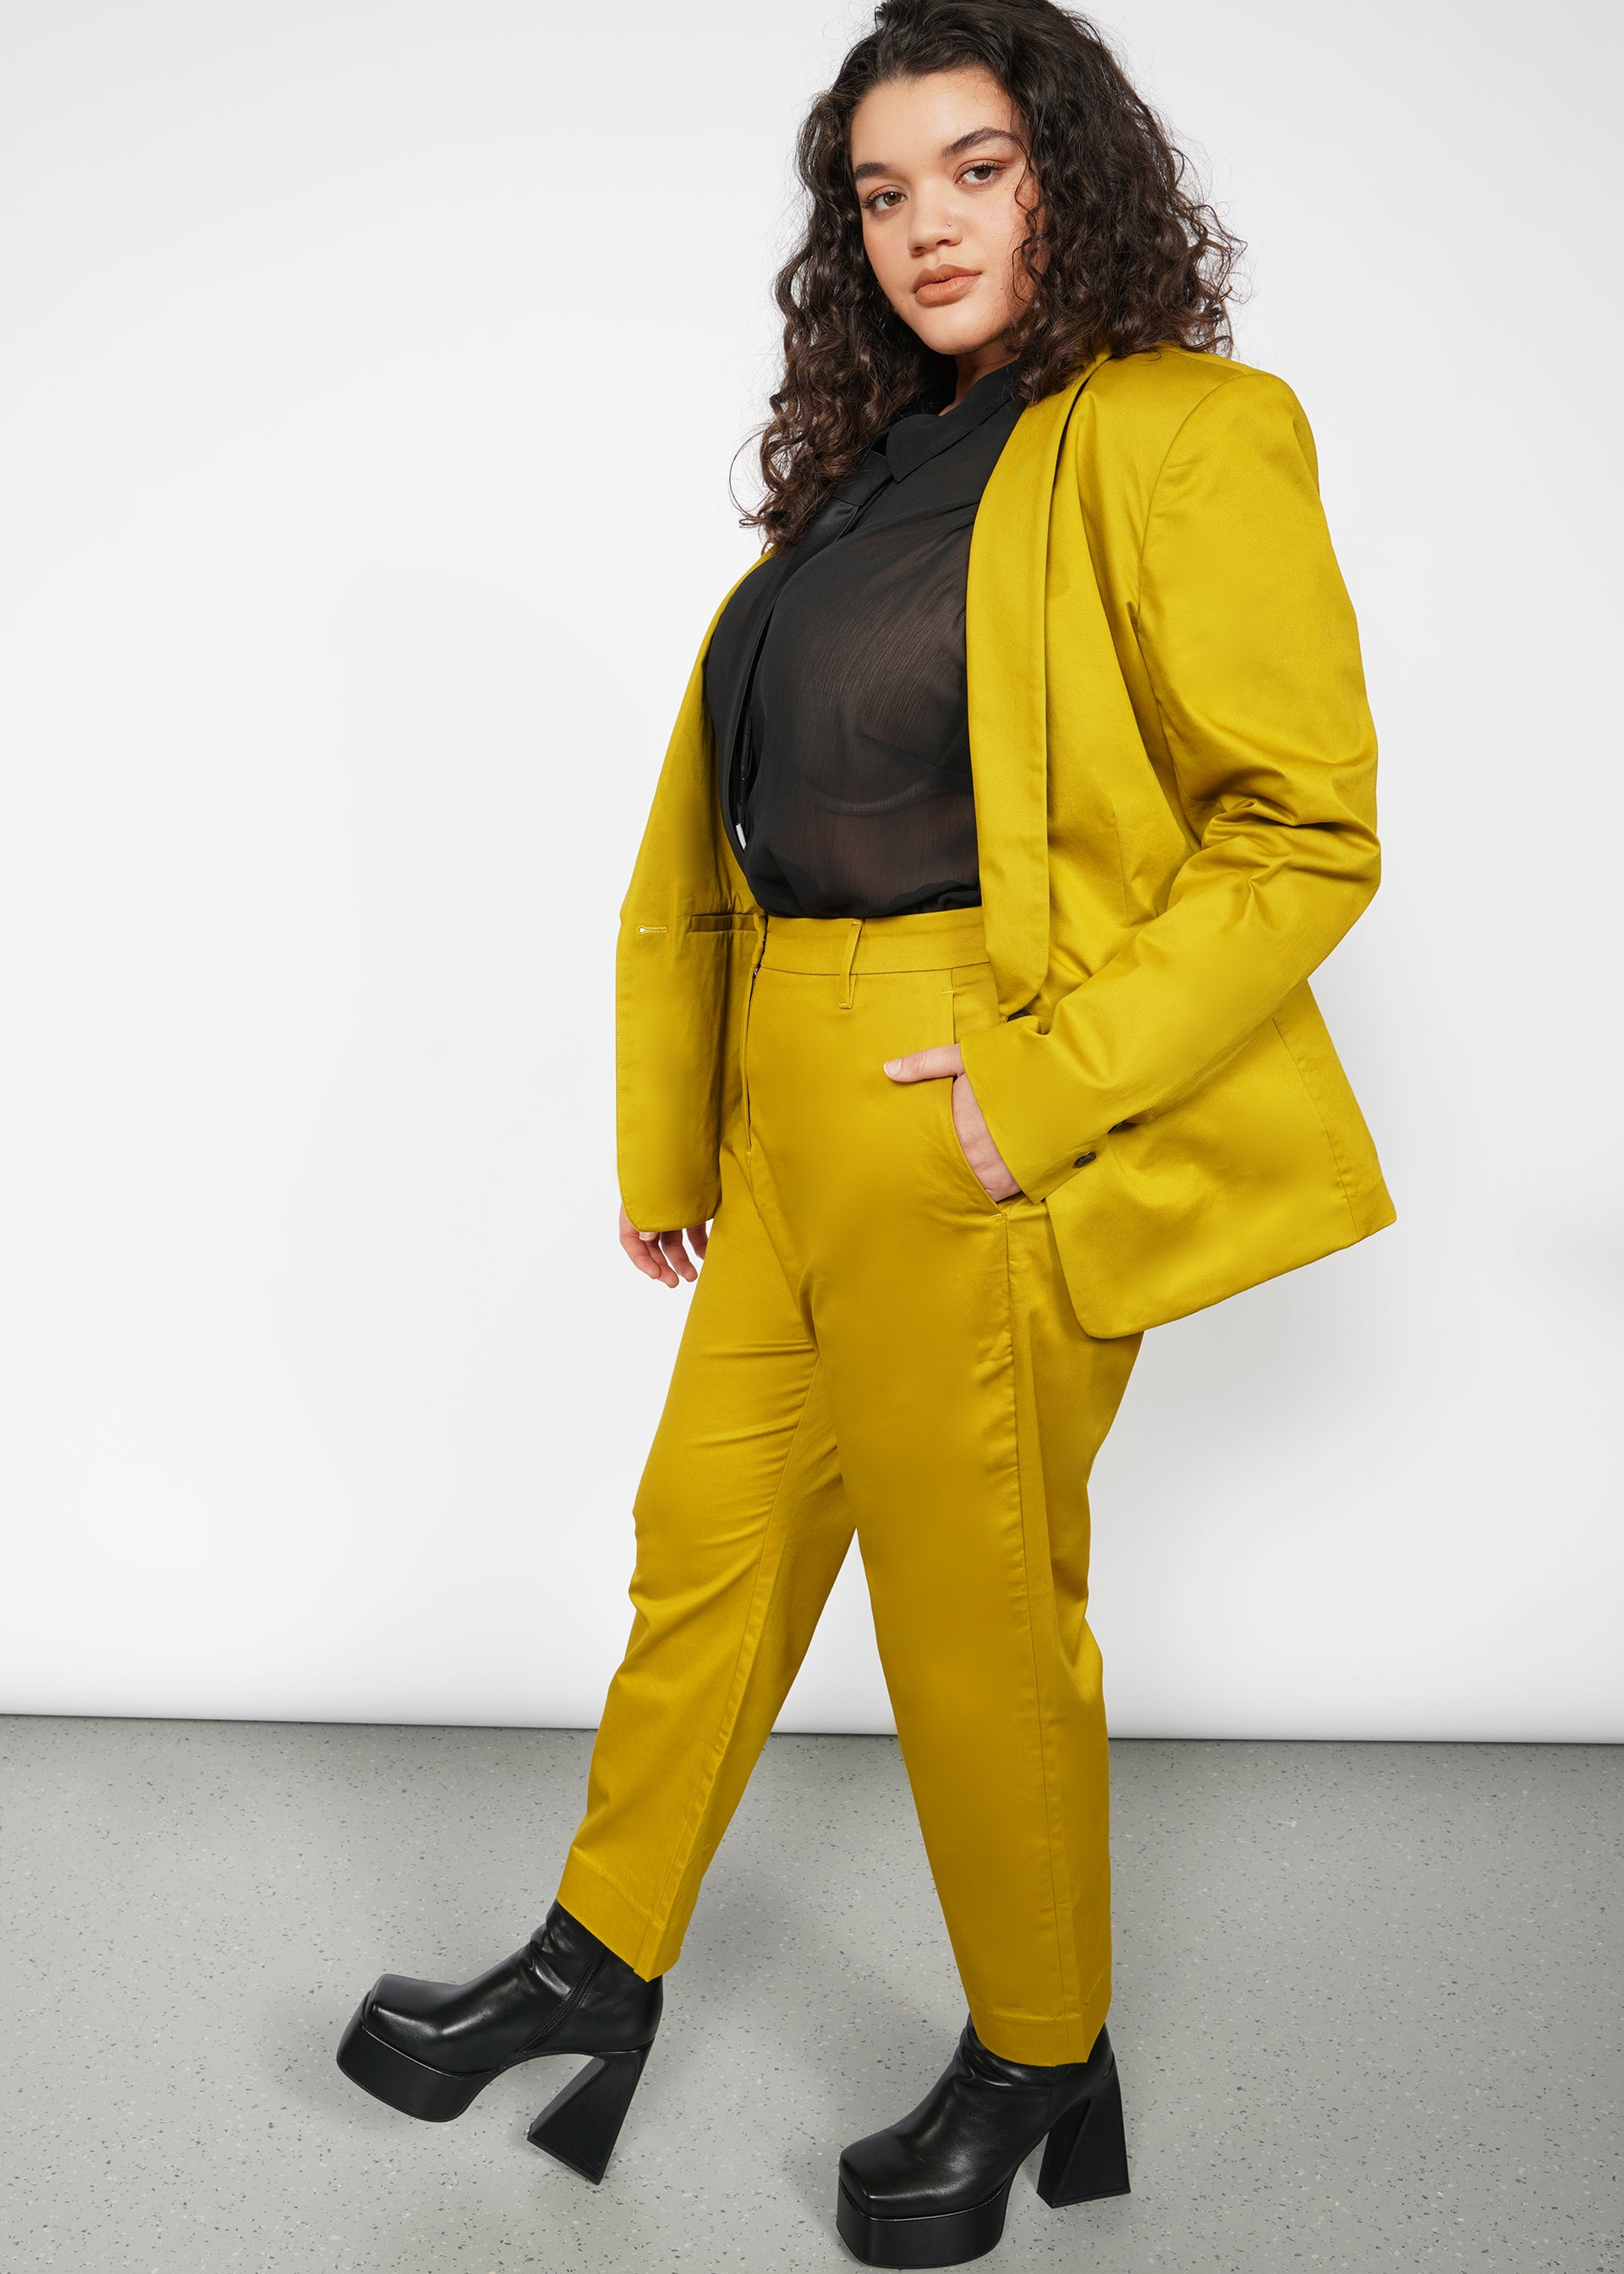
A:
[[883, 1057, 900, 1076]]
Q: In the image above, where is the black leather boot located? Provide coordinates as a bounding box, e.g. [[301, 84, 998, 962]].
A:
[[336, 1900, 661, 2182], [837, 2017, 1128, 2266]]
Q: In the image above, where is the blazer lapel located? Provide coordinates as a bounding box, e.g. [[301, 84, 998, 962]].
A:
[[966, 349, 1109, 1011]]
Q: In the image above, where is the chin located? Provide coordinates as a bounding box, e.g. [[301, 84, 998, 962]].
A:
[[908, 314, 988, 360], [919, 305, 1012, 360]]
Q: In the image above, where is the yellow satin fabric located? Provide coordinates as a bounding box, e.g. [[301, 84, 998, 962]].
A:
[[562, 907, 1140, 2063], [613, 345, 1395, 1337]]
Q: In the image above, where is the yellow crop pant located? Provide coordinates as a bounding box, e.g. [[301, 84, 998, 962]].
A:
[[558, 906, 1142, 2063]]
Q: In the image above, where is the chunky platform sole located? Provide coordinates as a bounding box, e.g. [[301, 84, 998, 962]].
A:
[[336, 2002, 498, 2121], [335, 2000, 655, 2180], [836, 2052, 1130, 2267], [837, 2175, 1013, 2270]]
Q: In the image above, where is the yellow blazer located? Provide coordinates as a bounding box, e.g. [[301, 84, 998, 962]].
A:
[[614, 343, 1395, 1338]]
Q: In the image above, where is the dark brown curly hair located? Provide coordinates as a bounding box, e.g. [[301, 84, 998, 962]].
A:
[[738, 0, 1243, 550]]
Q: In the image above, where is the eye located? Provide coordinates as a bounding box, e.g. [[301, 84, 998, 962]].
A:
[[863, 188, 903, 214], [961, 161, 1004, 186]]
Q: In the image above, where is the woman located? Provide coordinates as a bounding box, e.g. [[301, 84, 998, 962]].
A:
[[337, 1, 1394, 2263]]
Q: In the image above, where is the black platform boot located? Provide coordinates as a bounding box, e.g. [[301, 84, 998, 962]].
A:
[[336, 1900, 661, 2183], [837, 2017, 1128, 2267]]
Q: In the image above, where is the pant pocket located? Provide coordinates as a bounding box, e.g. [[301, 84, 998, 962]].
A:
[[945, 969, 1048, 1214], [935, 972, 1007, 1213]]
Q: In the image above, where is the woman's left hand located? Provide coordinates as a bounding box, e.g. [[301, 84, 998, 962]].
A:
[[883, 1043, 1023, 1200]]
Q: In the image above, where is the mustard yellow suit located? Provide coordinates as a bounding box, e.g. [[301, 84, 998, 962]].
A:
[[557, 345, 1395, 2062]]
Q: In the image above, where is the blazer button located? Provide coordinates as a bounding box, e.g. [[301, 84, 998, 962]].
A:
[[1073, 1151, 1097, 1167]]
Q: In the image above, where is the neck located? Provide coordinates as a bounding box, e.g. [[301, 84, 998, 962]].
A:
[[942, 348, 1015, 415]]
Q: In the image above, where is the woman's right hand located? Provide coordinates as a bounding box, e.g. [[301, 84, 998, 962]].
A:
[[618, 1204, 709, 1287]]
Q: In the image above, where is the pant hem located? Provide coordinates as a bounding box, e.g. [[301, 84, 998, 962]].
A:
[[556, 1850, 682, 1982], [968, 1964, 1111, 2066]]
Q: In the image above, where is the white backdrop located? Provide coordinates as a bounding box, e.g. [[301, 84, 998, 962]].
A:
[[1, 0, 1618, 1740]]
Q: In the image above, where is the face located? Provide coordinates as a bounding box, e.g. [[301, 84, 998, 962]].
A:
[[850, 65, 1041, 375]]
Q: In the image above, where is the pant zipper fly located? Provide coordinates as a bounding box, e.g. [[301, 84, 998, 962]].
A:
[[838, 917, 863, 1010]]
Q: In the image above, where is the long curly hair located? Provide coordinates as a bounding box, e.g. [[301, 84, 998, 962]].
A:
[[738, 0, 1243, 549]]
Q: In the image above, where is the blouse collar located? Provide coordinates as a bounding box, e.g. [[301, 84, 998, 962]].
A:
[[881, 360, 1017, 482]]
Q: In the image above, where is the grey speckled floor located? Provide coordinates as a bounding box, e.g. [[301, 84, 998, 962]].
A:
[[0, 1724, 1619, 2272]]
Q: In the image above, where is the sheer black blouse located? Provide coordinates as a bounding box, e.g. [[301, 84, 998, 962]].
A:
[[703, 360, 1023, 918]]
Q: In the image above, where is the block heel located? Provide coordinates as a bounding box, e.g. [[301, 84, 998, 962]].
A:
[[1034, 2049, 1130, 2206], [527, 2042, 654, 2184]]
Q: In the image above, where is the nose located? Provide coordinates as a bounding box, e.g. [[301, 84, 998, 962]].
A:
[[908, 180, 962, 259]]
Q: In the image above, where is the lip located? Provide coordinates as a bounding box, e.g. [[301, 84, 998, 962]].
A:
[[914, 266, 979, 305]]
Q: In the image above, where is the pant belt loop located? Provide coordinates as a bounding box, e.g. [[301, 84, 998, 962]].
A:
[[838, 916, 862, 1009]]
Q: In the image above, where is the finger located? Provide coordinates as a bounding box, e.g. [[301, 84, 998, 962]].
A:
[[685, 1220, 710, 1261], [881, 1042, 965, 1083], [951, 1073, 1023, 1200], [623, 1238, 668, 1283], [656, 1229, 698, 1283], [623, 1224, 678, 1286], [644, 1229, 682, 1287]]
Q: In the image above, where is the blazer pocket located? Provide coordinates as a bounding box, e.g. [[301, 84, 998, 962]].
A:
[[683, 909, 760, 934]]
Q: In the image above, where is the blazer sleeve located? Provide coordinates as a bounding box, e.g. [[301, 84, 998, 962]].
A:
[[957, 368, 1381, 1202]]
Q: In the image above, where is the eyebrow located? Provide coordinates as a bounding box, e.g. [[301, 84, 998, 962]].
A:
[[851, 124, 1020, 186]]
